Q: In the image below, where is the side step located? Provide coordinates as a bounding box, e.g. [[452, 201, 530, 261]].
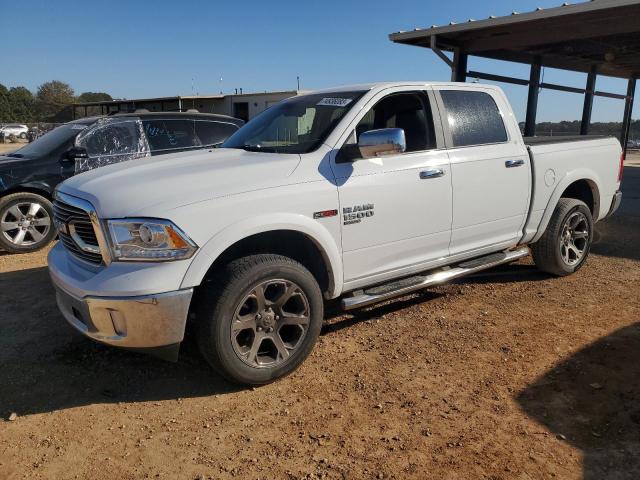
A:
[[341, 246, 529, 311]]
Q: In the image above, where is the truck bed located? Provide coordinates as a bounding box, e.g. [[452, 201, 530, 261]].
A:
[[520, 134, 621, 244], [523, 135, 610, 146]]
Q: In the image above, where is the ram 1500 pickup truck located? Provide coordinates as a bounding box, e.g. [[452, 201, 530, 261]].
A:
[[48, 82, 623, 385]]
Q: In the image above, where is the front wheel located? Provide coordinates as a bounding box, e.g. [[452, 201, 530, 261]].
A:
[[531, 198, 593, 276], [0, 192, 56, 253], [196, 254, 324, 385]]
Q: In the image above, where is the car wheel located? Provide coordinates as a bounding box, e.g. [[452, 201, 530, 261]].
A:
[[0, 193, 56, 253], [19, 132, 27, 139], [531, 198, 593, 276], [196, 254, 324, 385]]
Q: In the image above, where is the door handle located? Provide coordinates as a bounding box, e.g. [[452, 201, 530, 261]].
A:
[[419, 169, 445, 179], [505, 159, 525, 168]]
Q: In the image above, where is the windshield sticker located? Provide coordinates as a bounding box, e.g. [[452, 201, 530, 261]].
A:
[[317, 97, 353, 107], [71, 124, 87, 130]]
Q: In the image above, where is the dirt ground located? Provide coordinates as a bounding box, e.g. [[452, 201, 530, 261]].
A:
[[0, 141, 27, 154], [0, 164, 639, 480]]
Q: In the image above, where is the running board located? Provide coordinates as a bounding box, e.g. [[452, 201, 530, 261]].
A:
[[341, 247, 529, 311]]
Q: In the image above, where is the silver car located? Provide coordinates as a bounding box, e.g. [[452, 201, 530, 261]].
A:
[[0, 124, 29, 139]]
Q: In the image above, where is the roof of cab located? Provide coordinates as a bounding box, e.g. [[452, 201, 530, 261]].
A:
[[306, 81, 500, 94]]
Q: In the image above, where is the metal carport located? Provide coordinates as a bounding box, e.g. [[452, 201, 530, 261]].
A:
[[389, 0, 640, 153]]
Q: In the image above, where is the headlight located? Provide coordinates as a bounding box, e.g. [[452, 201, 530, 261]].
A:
[[107, 218, 197, 261]]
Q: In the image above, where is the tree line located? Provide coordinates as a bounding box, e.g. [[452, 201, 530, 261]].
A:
[[519, 119, 638, 140], [0, 80, 112, 124], [532, 120, 639, 140]]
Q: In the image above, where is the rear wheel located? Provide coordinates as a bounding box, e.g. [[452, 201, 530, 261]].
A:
[[0, 193, 56, 253], [19, 132, 27, 139], [531, 198, 593, 276], [196, 254, 324, 385]]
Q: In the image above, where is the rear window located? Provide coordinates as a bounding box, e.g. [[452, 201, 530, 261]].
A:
[[440, 90, 508, 147]]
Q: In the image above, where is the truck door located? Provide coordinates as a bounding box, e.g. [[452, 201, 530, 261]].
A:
[[331, 89, 452, 286], [435, 87, 530, 256]]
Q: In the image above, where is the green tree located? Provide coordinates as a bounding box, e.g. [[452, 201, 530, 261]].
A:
[[36, 80, 75, 121], [0, 83, 11, 122], [8, 86, 36, 123], [77, 92, 113, 103]]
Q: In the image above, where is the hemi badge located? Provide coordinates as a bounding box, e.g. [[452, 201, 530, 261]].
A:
[[313, 209, 338, 219]]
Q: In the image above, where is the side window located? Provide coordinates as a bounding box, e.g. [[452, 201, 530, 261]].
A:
[[75, 118, 149, 173], [354, 92, 436, 153], [194, 121, 239, 147], [440, 90, 508, 147], [142, 119, 199, 153]]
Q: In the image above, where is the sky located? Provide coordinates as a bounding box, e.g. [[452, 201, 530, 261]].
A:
[[0, 0, 637, 123]]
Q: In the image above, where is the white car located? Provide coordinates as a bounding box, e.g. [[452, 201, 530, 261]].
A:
[[0, 124, 28, 139], [48, 82, 623, 385]]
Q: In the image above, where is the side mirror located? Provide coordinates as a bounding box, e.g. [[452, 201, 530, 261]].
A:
[[358, 128, 406, 159], [63, 147, 89, 162]]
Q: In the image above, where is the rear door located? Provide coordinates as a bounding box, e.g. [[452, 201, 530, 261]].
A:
[[434, 86, 530, 255]]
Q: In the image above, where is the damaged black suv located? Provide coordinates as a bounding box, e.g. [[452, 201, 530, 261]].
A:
[[0, 112, 244, 253]]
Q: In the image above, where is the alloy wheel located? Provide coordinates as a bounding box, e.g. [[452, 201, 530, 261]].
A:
[[0, 202, 52, 247], [559, 211, 589, 266], [230, 279, 310, 368]]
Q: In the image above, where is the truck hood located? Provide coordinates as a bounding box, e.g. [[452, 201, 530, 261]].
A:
[[58, 148, 302, 218]]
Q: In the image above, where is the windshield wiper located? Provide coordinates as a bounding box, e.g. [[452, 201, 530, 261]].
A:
[[6, 153, 24, 158]]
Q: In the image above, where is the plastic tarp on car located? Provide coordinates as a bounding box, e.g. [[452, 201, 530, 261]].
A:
[[74, 117, 150, 173]]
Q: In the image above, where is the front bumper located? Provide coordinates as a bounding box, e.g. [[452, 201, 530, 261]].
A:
[[53, 284, 193, 349], [48, 242, 194, 353]]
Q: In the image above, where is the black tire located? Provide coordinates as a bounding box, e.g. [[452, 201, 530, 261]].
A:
[[531, 198, 593, 276], [196, 254, 324, 385], [0, 192, 56, 253], [19, 132, 27, 139]]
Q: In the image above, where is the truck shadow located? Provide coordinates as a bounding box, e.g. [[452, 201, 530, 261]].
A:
[[321, 291, 444, 335], [3, 256, 636, 420], [459, 262, 552, 284], [590, 165, 640, 262], [0, 266, 441, 418], [517, 322, 640, 479], [591, 215, 640, 262]]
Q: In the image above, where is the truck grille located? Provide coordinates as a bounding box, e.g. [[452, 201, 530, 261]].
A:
[[53, 198, 103, 265]]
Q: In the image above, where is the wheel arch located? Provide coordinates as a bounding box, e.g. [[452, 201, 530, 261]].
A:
[[531, 171, 601, 244], [181, 215, 343, 299], [0, 182, 54, 201]]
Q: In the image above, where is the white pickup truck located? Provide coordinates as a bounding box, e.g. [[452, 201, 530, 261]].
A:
[[48, 82, 623, 385]]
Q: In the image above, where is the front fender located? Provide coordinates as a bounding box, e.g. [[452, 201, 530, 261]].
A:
[[529, 169, 602, 244], [180, 213, 344, 298]]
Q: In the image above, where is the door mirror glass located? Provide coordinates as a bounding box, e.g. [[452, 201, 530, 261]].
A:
[[358, 128, 406, 159]]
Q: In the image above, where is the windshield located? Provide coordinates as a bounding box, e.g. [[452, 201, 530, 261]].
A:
[[8, 123, 89, 158], [222, 91, 366, 154]]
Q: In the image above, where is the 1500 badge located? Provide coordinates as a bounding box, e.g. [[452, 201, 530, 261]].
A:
[[343, 203, 374, 225]]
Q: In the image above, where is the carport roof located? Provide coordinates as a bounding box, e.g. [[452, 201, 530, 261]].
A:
[[389, 0, 640, 79]]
